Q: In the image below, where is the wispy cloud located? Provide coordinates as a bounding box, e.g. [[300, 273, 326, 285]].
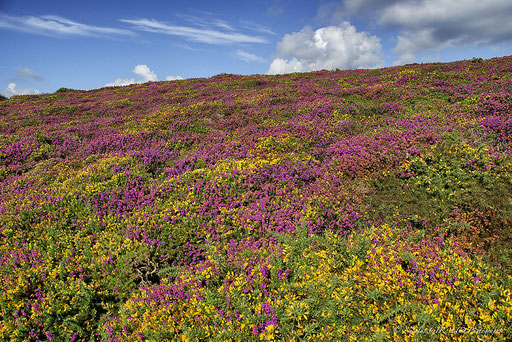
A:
[[211, 19, 236, 31], [240, 20, 276, 35], [121, 18, 268, 45], [0, 12, 134, 38], [178, 14, 236, 31], [236, 50, 265, 63], [16, 67, 43, 81]]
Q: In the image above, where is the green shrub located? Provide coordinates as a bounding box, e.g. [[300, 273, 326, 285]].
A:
[[55, 87, 76, 93]]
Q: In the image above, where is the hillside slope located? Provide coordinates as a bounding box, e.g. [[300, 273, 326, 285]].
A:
[[1, 56, 512, 340]]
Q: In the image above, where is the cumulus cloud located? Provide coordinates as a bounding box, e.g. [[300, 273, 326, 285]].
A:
[[166, 75, 184, 81], [267, 23, 383, 74], [105, 64, 158, 87], [16, 67, 43, 80], [268, 58, 304, 74], [133, 64, 157, 82], [236, 50, 265, 63], [121, 18, 267, 45], [2, 83, 40, 97], [0, 12, 134, 38]]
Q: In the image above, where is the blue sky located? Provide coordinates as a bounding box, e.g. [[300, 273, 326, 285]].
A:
[[1, 0, 512, 96]]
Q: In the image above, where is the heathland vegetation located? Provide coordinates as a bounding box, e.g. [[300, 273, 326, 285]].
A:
[[1, 56, 511, 341]]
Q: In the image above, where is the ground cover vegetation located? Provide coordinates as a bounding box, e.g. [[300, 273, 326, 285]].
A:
[[1, 56, 512, 341]]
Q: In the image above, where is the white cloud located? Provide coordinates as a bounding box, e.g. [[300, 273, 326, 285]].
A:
[[16, 67, 43, 80], [267, 23, 383, 74], [133, 64, 157, 82], [236, 50, 265, 63], [2, 83, 40, 97], [105, 78, 137, 87], [0, 12, 134, 38], [268, 58, 304, 74], [121, 18, 267, 45], [166, 75, 184, 81], [105, 64, 158, 87]]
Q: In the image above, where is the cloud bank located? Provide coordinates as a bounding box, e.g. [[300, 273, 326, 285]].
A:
[[320, 0, 512, 64], [381, 0, 512, 61], [267, 23, 383, 74]]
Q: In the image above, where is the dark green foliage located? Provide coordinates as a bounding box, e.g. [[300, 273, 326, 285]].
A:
[[55, 87, 77, 93]]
